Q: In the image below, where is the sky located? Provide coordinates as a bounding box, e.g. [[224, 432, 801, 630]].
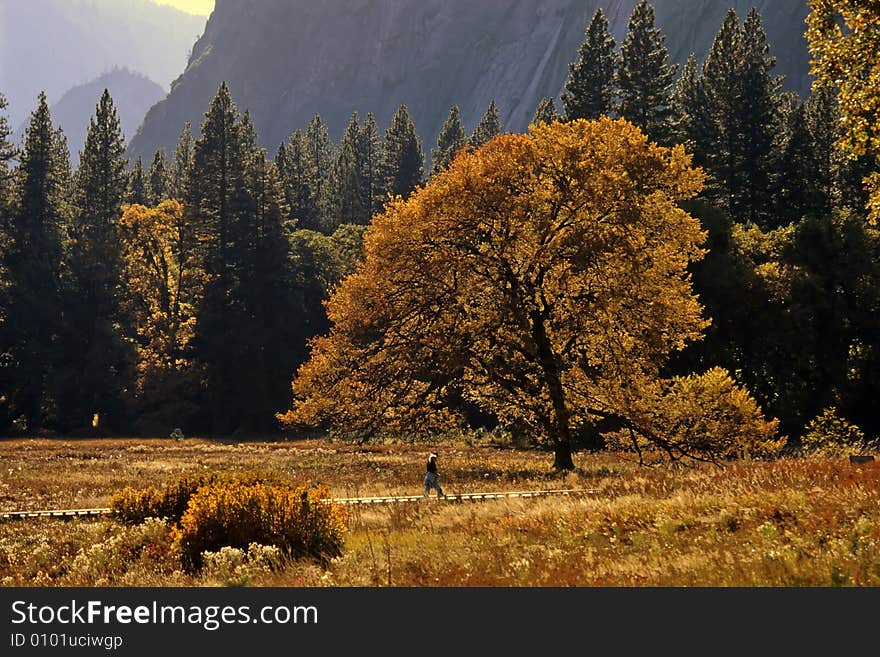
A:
[[150, 0, 214, 16]]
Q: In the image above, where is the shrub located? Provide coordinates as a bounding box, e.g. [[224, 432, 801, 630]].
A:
[[200, 543, 284, 586], [109, 472, 222, 525], [171, 482, 348, 573], [109, 471, 282, 525], [801, 407, 869, 456], [67, 519, 176, 585]]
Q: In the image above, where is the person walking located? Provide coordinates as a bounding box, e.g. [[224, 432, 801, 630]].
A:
[[424, 452, 445, 498]]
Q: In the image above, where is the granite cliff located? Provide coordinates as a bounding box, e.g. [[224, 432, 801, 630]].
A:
[[128, 0, 812, 163]]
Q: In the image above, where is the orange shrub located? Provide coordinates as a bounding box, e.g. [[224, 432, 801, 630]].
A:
[[172, 482, 348, 573], [109, 472, 228, 525]]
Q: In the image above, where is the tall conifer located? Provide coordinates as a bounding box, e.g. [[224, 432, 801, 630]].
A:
[[431, 105, 467, 176], [304, 114, 332, 230], [168, 122, 194, 200], [561, 8, 619, 121], [323, 112, 367, 230], [148, 149, 168, 205], [189, 82, 304, 433], [275, 130, 312, 229], [236, 148, 297, 431], [359, 112, 385, 219], [127, 156, 147, 205], [701, 9, 745, 215], [618, 0, 677, 144], [469, 99, 503, 149], [672, 53, 711, 160], [737, 8, 781, 226], [383, 104, 424, 199], [531, 97, 561, 126], [1, 94, 71, 431], [0, 93, 14, 207], [189, 82, 249, 433], [700, 8, 781, 225], [68, 88, 132, 431]]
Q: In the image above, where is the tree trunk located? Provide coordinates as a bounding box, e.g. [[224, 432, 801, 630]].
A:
[[529, 309, 576, 471], [553, 438, 575, 471]]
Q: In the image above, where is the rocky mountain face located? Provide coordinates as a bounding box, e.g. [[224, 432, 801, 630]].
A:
[[0, 0, 206, 129], [15, 68, 166, 168], [128, 0, 812, 163]]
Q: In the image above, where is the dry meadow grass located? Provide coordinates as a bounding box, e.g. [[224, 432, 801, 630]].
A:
[[1, 436, 879, 586]]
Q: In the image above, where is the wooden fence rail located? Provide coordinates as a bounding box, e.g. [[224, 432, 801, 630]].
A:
[[0, 488, 598, 522]]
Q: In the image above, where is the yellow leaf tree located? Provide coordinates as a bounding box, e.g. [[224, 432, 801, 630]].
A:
[[806, 0, 880, 222], [118, 200, 206, 429], [280, 118, 732, 469]]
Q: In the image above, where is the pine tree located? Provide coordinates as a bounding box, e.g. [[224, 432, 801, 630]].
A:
[[383, 104, 424, 199], [617, 0, 677, 144], [672, 53, 712, 161], [359, 112, 385, 219], [0, 93, 15, 207], [737, 8, 781, 226], [275, 130, 311, 230], [805, 88, 842, 211], [68, 88, 132, 432], [531, 97, 561, 126], [168, 122, 194, 200], [236, 148, 298, 431], [0, 93, 15, 319], [800, 86, 863, 214], [189, 82, 301, 433], [701, 9, 745, 216], [304, 114, 332, 231], [239, 110, 259, 156], [148, 148, 168, 205], [127, 156, 147, 205], [773, 89, 845, 221], [470, 99, 503, 149], [431, 105, 467, 176], [188, 82, 250, 433], [561, 8, 619, 121], [323, 112, 368, 230], [189, 82, 246, 279], [1, 93, 71, 431], [774, 95, 817, 221], [188, 82, 304, 433], [0, 93, 12, 430], [701, 8, 781, 225], [0, 93, 13, 299]]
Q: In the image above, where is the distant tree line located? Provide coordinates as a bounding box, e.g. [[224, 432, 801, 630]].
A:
[[543, 2, 880, 443], [0, 0, 877, 446]]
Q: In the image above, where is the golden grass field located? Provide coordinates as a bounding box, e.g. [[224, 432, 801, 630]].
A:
[[1, 436, 879, 586]]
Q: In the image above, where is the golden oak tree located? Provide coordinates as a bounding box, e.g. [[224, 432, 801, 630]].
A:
[[118, 200, 206, 425], [806, 0, 880, 221], [279, 118, 774, 469]]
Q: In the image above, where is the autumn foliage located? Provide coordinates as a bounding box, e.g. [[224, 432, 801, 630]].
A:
[[117, 200, 205, 428], [602, 367, 784, 463], [279, 118, 780, 468], [806, 0, 880, 221], [172, 481, 347, 573]]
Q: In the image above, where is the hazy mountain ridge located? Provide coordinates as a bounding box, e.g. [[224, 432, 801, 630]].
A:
[[0, 0, 206, 128], [15, 68, 166, 168], [128, 0, 812, 163]]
